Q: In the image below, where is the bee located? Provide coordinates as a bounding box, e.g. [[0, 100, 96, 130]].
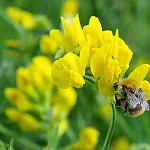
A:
[[113, 78, 150, 117]]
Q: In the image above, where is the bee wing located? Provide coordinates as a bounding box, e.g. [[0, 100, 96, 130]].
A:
[[126, 91, 140, 109], [126, 89, 148, 110]]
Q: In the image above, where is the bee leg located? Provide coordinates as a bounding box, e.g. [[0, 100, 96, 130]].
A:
[[124, 103, 128, 114], [115, 94, 126, 107]]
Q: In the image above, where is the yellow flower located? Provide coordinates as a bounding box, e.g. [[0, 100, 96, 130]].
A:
[[5, 88, 34, 111], [127, 64, 150, 100], [73, 127, 99, 150], [6, 7, 21, 23], [51, 53, 85, 88], [16, 67, 34, 96], [52, 87, 77, 115], [21, 11, 36, 29], [98, 58, 121, 98], [89, 30, 133, 102], [4, 39, 20, 48], [109, 137, 130, 150], [6, 6, 36, 29], [5, 108, 39, 132], [50, 14, 86, 52], [83, 16, 103, 48], [30, 56, 53, 92], [61, 0, 78, 18], [40, 34, 58, 54]]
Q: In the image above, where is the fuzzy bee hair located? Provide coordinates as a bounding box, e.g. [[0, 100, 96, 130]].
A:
[[114, 78, 150, 117]]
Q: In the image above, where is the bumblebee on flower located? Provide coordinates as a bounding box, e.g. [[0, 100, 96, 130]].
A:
[[50, 14, 150, 117]]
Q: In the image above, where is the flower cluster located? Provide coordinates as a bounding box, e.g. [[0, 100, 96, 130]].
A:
[[7, 6, 51, 30], [50, 14, 135, 103], [7, 7, 36, 29], [5, 56, 76, 133]]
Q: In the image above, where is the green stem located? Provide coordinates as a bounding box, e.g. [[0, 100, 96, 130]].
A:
[[102, 104, 116, 150], [84, 75, 96, 84]]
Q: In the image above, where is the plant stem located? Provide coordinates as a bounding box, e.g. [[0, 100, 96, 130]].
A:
[[102, 104, 116, 150], [84, 75, 96, 84]]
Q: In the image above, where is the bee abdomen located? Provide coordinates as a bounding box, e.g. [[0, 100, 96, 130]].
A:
[[129, 107, 145, 117]]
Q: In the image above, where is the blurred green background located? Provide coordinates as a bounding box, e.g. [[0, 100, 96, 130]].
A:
[[0, 0, 150, 150]]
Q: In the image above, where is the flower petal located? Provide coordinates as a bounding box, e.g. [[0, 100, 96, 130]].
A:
[[117, 46, 133, 64], [70, 69, 85, 88], [128, 64, 150, 86], [102, 30, 113, 44], [51, 58, 71, 89], [63, 53, 85, 76], [50, 29, 65, 49], [140, 80, 150, 100], [98, 75, 114, 97], [71, 14, 86, 46], [80, 40, 90, 69], [90, 44, 111, 79], [112, 29, 119, 59]]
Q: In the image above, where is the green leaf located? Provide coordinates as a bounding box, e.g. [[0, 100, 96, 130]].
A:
[[9, 138, 14, 150], [48, 123, 59, 150], [0, 140, 6, 150]]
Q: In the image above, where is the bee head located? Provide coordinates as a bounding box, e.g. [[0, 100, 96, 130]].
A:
[[113, 81, 119, 91]]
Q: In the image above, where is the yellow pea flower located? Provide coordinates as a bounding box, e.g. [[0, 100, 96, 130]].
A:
[[109, 137, 130, 150], [5, 108, 39, 132], [51, 53, 85, 89], [50, 14, 86, 52], [73, 127, 99, 150], [40, 34, 59, 54], [16, 67, 34, 96], [83, 16, 103, 48], [30, 56, 53, 92], [5, 88, 34, 111]]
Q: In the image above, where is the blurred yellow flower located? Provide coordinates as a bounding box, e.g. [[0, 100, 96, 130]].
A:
[[4, 39, 20, 48], [16, 67, 34, 96], [52, 87, 77, 115], [73, 127, 99, 150], [6, 7, 21, 23], [51, 53, 85, 88], [40, 34, 59, 54], [7, 6, 36, 29], [30, 56, 53, 92], [61, 0, 78, 18], [109, 137, 130, 150], [5, 88, 34, 111], [21, 11, 36, 29], [5, 108, 39, 132]]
